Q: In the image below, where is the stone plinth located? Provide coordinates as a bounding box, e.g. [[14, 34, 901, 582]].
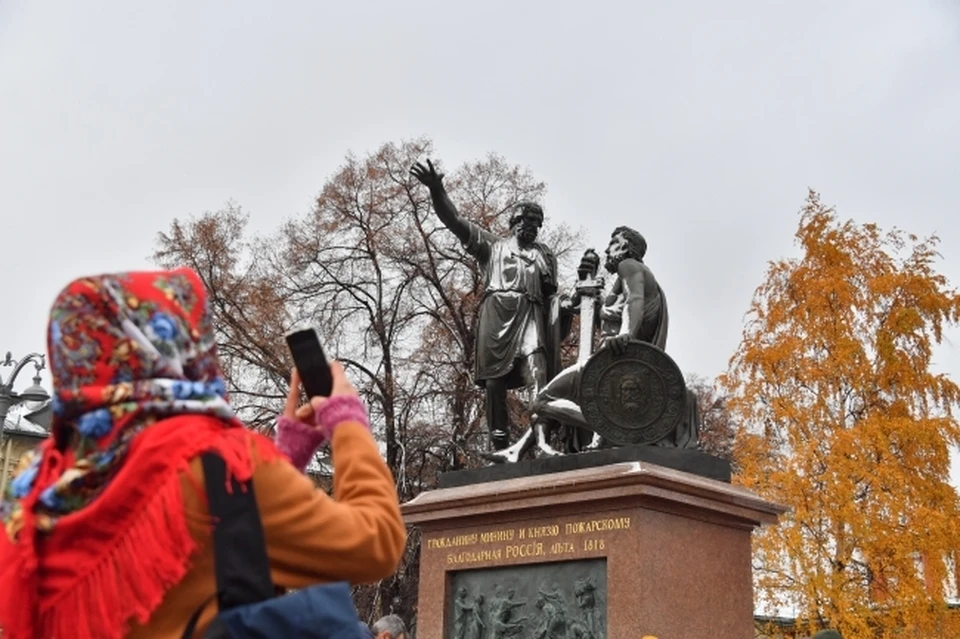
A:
[[401, 460, 785, 639]]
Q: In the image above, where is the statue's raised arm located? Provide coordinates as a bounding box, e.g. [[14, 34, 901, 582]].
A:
[[412, 156, 563, 460], [410, 159, 472, 246]]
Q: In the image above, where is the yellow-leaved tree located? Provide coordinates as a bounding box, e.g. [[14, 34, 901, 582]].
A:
[[723, 191, 960, 638]]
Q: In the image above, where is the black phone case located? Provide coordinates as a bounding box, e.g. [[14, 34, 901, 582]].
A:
[[286, 330, 333, 399]]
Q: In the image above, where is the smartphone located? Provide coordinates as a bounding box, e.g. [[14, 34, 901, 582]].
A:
[[285, 328, 334, 399]]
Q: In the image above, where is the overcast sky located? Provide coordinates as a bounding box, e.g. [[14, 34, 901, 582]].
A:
[[2, 0, 959, 470]]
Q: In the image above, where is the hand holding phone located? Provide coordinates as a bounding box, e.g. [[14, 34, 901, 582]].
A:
[[285, 328, 334, 399], [284, 329, 361, 428], [283, 360, 359, 427]]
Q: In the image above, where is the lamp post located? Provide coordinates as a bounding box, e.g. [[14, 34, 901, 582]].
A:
[[0, 352, 50, 494], [0, 351, 51, 428]]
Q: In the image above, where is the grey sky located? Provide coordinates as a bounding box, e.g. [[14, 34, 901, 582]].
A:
[[2, 1, 959, 466]]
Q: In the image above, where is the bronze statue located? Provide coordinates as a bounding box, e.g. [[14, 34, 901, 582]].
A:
[[490, 226, 699, 462], [411, 155, 699, 462], [411, 159, 565, 456]]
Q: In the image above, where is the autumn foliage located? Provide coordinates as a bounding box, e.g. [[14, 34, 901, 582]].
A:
[[724, 191, 960, 637]]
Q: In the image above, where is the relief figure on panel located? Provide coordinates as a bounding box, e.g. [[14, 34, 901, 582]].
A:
[[532, 585, 568, 639], [454, 587, 488, 639], [569, 577, 604, 639], [449, 561, 607, 639], [490, 586, 527, 638]]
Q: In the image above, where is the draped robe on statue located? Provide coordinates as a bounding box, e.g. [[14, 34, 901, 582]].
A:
[[462, 223, 560, 389]]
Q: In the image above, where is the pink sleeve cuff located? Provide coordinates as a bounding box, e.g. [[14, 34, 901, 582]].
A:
[[313, 395, 370, 435], [273, 396, 370, 473], [274, 416, 327, 472]]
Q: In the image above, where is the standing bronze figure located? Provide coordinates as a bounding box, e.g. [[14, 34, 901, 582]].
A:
[[411, 159, 565, 456]]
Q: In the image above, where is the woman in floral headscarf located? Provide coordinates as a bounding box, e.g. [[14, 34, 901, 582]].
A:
[[0, 269, 406, 639]]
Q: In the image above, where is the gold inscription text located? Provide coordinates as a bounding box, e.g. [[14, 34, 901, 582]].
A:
[[582, 538, 606, 551], [523, 524, 560, 539], [426, 533, 478, 549], [549, 541, 576, 556], [428, 515, 628, 565], [505, 542, 545, 559], [479, 529, 515, 543], [446, 548, 503, 565], [564, 516, 631, 535]]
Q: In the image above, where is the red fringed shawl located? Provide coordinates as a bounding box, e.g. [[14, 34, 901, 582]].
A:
[[0, 269, 281, 638]]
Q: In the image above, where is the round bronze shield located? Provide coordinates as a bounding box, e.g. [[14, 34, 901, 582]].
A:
[[579, 340, 686, 445]]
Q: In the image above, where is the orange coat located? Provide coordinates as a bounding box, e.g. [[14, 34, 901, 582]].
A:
[[127, 422, 407, 638]]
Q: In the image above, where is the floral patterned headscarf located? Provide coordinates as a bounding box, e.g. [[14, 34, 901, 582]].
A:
[[0, 269, 278, 639]]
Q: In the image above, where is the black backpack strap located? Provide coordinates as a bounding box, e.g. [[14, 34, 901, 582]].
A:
[[202, 452, 275, 608], [180, 453, 275, 638]]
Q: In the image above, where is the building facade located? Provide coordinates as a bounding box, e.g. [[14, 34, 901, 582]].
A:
[[0, 400, 50, 495]]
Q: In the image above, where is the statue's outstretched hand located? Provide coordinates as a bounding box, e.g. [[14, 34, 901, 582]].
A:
[[410, 159, 444, 189]]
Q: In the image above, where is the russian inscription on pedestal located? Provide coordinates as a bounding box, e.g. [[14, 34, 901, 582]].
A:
[[425, 516, 630, 567], [449, 559, 606, 639]]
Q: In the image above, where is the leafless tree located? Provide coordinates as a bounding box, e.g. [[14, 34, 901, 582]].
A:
[[154, 138, 583, 621]]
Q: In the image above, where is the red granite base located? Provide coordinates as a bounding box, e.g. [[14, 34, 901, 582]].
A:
[[402, 461, 785, 639]]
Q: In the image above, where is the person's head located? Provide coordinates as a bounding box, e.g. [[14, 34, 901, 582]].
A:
[[509, 201, 544, 247], [3, 269, 239, 538], [45, 268, 235, 447], [604, 226, 647, 273], [371, 614, 407, 639]]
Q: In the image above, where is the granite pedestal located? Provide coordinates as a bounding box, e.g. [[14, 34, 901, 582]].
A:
[[401, 452, 785, 639]]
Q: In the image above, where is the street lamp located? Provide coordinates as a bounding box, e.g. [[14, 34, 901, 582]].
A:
[[0, 352, 51, 428]]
